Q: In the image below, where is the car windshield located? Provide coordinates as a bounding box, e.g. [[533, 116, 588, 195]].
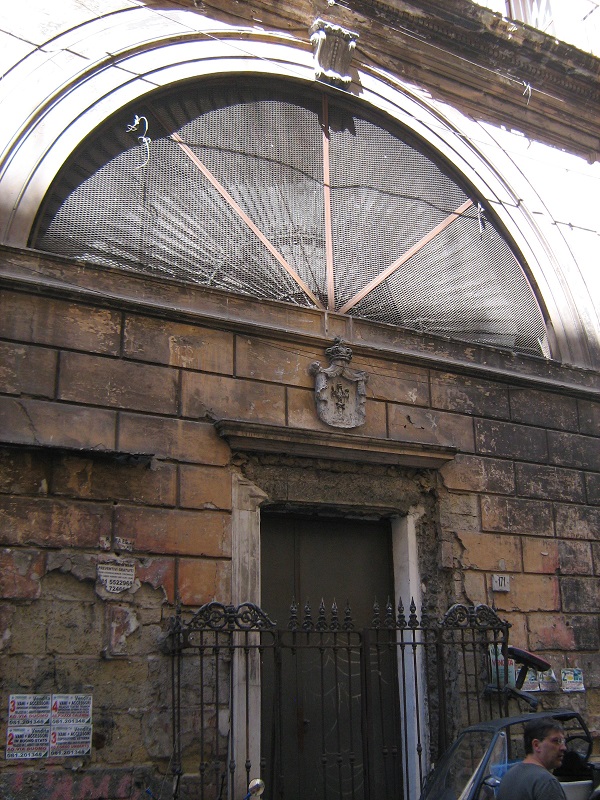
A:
[[420, 713, 593, 800], [420, 729, 496, 800]]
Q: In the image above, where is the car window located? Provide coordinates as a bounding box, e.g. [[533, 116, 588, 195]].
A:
[[421, 730, 495, 800], [476, 733, 509, 800]]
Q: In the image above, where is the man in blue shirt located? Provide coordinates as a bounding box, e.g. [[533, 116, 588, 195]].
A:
[[497, 717, 567, 800]]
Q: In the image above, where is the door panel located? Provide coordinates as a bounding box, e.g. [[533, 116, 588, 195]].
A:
[[261, 515, 394, 627], [261, 514, 396, 800]]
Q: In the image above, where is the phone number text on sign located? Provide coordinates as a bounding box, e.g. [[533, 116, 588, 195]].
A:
[[51, 694, 93, 724], [6, 726, 50, 759], [50, 724, 92, 757], [8, 694, 51, 726], [6, 694, 93, 760]]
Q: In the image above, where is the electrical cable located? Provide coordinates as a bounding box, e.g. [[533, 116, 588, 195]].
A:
[[145, 0, 597, 108], [137, 2, 600, 182]]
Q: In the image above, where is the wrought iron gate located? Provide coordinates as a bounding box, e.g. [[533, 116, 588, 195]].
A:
[[168, 600, 510, 800]]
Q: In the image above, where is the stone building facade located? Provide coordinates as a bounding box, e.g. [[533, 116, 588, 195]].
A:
[[0, 1, 599, 799]]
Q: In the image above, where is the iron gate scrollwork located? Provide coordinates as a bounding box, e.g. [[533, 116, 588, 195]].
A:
[[168, 600, 510, 800]]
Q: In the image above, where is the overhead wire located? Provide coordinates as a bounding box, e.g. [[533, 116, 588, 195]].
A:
[[2, 0, 598, 321], [146, 0, 584, 108], [137, 1, 600, 194], [582, 2, 600, 21]]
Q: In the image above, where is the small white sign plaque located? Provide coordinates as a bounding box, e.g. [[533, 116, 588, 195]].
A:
[[492, 574, 510, 592], [97, 562, 135, 593]]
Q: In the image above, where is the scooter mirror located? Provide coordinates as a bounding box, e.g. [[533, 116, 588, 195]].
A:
[[248, 779, 265, 797]]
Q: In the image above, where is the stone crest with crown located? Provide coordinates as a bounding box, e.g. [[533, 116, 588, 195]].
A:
[[309, 338, 368, 428]]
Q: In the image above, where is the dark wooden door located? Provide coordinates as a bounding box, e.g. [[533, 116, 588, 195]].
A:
[[261, 514, 395, 800]]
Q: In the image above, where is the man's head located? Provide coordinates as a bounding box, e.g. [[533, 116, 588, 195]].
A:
[[524, 717, 567, 771]]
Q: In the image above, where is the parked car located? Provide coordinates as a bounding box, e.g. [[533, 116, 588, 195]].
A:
[[419, 709, 600, 800]]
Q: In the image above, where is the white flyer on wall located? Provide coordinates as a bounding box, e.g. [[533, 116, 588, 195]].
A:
[[8, 694, 51, 726], [561, 668, 585, 692], [5, 726, 50, 759], [49, 724, 93, 757], [51, 694, 93, 724]]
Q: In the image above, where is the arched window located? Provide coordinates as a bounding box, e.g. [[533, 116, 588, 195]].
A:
[[32, 79, 549, 356]]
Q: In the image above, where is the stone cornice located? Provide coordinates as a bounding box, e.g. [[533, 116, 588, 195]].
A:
[[134, 1, 599, 159], [196, 0, 600, 157], [187, 0, 600, 105], [1, 245, 598, 396], [216, 420, 456, 467], [341, 0, 600, 105]]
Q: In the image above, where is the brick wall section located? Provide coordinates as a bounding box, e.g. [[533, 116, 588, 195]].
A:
[[0, 267, 599, 772]]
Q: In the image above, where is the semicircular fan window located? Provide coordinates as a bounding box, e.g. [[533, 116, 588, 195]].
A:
[[32, 81, 549, 356]]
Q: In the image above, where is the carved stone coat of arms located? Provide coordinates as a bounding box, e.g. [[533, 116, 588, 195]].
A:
[[309, 338, 368, 429]]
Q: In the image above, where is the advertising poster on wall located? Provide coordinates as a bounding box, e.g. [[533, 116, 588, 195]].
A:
[[6, 694, 93, 760]]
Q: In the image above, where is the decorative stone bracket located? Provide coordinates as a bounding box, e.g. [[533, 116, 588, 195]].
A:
[[310, 18, 359, 88]]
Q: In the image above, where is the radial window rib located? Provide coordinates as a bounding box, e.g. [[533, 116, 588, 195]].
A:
[[337, 199, 474, 314], [321, 96, 336, 310], [171, 132, 324, 310]]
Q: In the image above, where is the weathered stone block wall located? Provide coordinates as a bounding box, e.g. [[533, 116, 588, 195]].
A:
[[0, 248, 599, 794], [437, 376, 600, 735], [0, 278, 236, 796]]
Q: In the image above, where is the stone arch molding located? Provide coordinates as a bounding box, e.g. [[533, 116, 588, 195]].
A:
[[0, 5, 590, 365]]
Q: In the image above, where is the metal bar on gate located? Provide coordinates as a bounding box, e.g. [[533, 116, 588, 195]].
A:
[[332, 633, 344, 800], [502, 636, 510, 717], [373, 629, 391, 799], [460, 629, 472, 728], [272, 630, 284, 800], [472, 631, 488, 720], [435, 628, 449, 755], [410, 626, 424, 791], [244, 632, 251, 788], [319, 632, 328, 800], [214, 631, 223, 796], [397, 627, 410, 800], [230, 631, 238, 796], [171, 612, 182, 794], [199, 631, 207, 800], [488, 634, 499, 720], [387, 627, 402, 800], [360, 628, 373, 800], [344, 635, 358, 800], [382, 626, 400, 800], [420, 628, 433, 784]]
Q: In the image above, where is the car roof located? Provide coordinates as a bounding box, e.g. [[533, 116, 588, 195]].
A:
[[459, 709, 583, 733]]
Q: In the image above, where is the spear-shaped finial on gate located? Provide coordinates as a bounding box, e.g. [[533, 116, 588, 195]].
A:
[[288, 598, 298, 631], [397, 597, 407, 629], [302, 599, 314, 631]]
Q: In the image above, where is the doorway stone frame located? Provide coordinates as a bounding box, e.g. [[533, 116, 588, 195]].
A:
[[221, 418, 457, 798], [230, 473, 268, 800], [229, 464, 436, 800]]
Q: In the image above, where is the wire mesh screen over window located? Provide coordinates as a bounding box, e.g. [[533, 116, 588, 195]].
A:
[[33, 81, 549, 355]]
